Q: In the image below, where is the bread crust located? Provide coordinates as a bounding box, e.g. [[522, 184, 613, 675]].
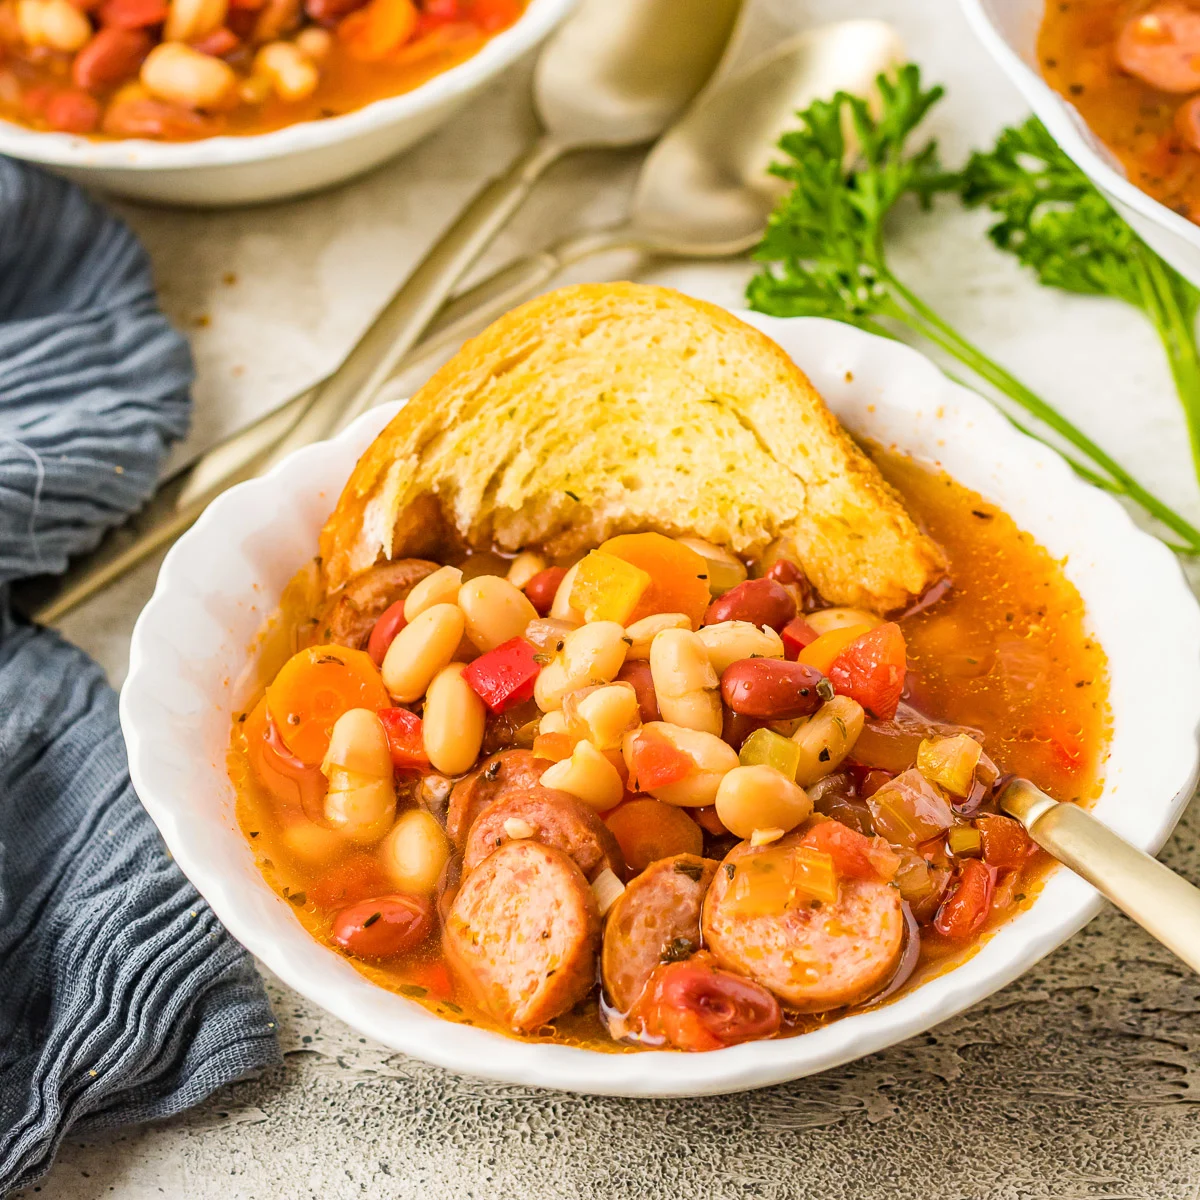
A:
[[319, 283, 944, 613]]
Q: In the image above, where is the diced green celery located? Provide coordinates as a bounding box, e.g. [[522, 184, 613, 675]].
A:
[[947, 825, 983, 858], [739, 727, 801, 780]]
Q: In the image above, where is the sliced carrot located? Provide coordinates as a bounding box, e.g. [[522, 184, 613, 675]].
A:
[[340, 0, 418, 61], [265, 644, 390, 766], [599, 532, 710, 628], [605, 798, 702, 875]]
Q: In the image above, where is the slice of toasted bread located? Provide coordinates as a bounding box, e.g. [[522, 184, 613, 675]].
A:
[[319, 283, 944, 613]]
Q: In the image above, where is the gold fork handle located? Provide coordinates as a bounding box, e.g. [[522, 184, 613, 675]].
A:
[[1000, 778, 1200, 974]]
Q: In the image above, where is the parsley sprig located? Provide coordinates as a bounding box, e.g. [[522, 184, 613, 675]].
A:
[[961, 116, 1200, 492], [748, 65, 1200, 554]]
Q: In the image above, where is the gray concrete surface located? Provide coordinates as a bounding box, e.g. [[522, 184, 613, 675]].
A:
[[17, 0, 1200, 1194]]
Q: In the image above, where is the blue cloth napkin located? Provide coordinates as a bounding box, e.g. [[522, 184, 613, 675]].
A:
[[0, 160, 280, 1195]]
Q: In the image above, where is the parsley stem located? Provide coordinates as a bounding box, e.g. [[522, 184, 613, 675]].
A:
[[886, 273, 1200, 551]]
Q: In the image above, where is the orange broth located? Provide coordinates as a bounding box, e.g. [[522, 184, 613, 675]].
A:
[[227, 450, 1110, 1050]]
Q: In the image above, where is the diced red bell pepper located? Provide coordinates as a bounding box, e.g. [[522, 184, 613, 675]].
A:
[[628, 730, 693, 791], [933, 858, 996, 939], [367, 598, 408, 666], [827, 621, 907, 720], [801, 819, 899, 883], [781, 616, 819, 660], [377, 707, 429, 770], [462, 637, 541, 714]]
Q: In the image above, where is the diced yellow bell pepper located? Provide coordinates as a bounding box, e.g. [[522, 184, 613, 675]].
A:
[[796, 624, 874, 675], [917, 733, 983, 797], [569, 550, 651, 624]]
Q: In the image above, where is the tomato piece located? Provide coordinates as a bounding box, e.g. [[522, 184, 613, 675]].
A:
[[604, 798, 702, 874], [339, 0, 417, 59], [366, 598, 407, 666], [933, 859, 996, 939], [242, 697, 327, 819], [404, 957, 454, 1000], [308, 851, 390, 909], [801, 819, 899, 883], [377, 706, 428, 771], [780, 616, 819, 659], [44, 89, 101, 133], [98, 0, 168, 27], [462, 637, 541, 713], [628, 730, 694, 790], [631, 957, 781, 1051], [976, 814, 1034, 870], [265, 644, 390, 765], [468, 0, 520, 31], [827, 622, 907, 720], [1042, 719, 1086, 774], [796, 623, 872, 674], [331, 893, 433, 959], [599, 533, 710, 628]]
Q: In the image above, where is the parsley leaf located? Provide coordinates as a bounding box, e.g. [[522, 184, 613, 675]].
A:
[[748, 66, 1200, 555]]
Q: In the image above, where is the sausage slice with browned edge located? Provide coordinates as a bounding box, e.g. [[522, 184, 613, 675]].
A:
[[463, 789, 625, 880], [318, 558, 439, 649], [702, 833, 903, 1012], [443, 840, 601, 1033], [446, 748, 550, 847], [601, 854, 719, 1013]]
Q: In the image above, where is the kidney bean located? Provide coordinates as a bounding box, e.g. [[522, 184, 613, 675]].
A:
[[720, 658, 826, 720], [616, 658, 660, 724], [331, 893, 432, 959], [720, 707, 769, 751], [702, 578, 796, 632], [304, 0, 365, 23], [73, 27, 152, 90], [45, 88, 101, 132], [98, 0, 168, 27], [766, 557, 814, 610], [101, 92, 213, 136], [523, 566, 567, 617], [190, 24, 239, 54]]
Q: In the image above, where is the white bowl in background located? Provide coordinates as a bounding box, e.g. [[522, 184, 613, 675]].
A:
[[0, 0, 576, 207], [960, 0, 1200, 288], [121, 309, 1200, 1096]]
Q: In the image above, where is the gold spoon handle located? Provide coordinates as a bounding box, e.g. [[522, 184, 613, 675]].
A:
[[1000, 778, 1200, 974]]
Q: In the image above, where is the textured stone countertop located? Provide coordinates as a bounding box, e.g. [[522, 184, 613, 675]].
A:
[[19, 0, 1200, 1195]]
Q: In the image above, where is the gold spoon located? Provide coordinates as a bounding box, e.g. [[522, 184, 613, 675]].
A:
[[21, 0, 743, 625], [1000, 778, 1200, 973]]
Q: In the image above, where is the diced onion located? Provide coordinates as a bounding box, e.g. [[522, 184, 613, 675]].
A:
[[591, 867, 625, 916], [750, 827, 785, 847], [503, 817, 535, 841]]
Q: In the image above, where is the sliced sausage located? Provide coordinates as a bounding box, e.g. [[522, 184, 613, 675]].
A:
[[445, 748, 548, 847], [442, 840, 600, 1032], [702, 832, 904, 1012], [601, 854, 719, 1013], [317, 558, 439, 650], [1116, 3, 1200, 93], [463, 789, 624, 880]]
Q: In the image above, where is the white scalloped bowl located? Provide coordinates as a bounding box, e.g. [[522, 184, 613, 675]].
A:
[[0, 0, 576, 206], [121, 310, 1200, 1096], [960, 0, 1200, 288]]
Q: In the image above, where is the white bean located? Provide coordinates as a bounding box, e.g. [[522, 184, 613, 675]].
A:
[[623, 722, 738, 807], [458, 574, 538, 653], [695, 620, 784, 676], [403, 565, 462, 622], [381, 603, 464, 704], [792, 695, 865, 787], [254, 39, 319, 101], [17, 0, 89, 51], [715, 764, 812, 840], [570, 682, 640, 749], [293, 24, 331, 61], [649, 627, 721, 736], [140, 43, 236, 111], [382, 809, 450, 894], [539, 740, 624, 811], [549, 561, 583, 620], [506, 550, 547, 591], [164, 0, 226, 41], [422, 663, 486, 776], [624, 612, 690, 660], [533, 620, 628, 711], [321, 708, 395, 843]]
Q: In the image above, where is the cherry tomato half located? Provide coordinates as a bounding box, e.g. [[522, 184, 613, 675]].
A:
[[632, 957, 781, 1051]]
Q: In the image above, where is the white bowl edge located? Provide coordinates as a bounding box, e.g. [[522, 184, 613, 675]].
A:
[[958, 0, 1200, 287], [120, 310, 1200, 1097]]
